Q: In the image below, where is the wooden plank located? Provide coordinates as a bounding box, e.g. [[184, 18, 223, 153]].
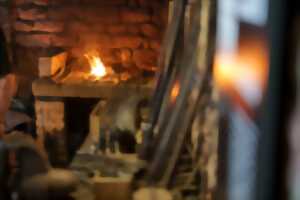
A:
[[38, 52, 67, 77], [32, 78, 154, 99]]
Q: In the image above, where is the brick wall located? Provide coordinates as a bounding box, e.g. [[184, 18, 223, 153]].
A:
[[9, 0, 168, 97], [12, 0, 168, 73]]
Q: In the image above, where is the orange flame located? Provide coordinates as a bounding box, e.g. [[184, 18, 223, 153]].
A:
[[85, 54, 107, 79]]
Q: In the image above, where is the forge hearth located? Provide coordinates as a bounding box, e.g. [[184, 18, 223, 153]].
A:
[[0, 0, 168, 166], [32, 49, 154, 166], [5, 0, 168, 96], [33, 48, 154, 98], [33, 58, 153, 166]]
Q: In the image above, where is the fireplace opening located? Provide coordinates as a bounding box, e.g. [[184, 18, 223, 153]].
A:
[[0, 0, 169, 168], [8, 0, 168, 95]]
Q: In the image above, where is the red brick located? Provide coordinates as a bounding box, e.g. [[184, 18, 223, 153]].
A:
[[16, 34, 52, 47], [47, 7, 75, 20], [78, 0, 126, 6], [49, 6, 121, 23], [121, 8, 151, 23], [33, 0, 49, 6], [70, 47, 83, 58], [14, 0, 49, 6], [99, 49, 121, 64], [15, 33, 75, 47], [82, 33, 110, 43], [81, 7, 120, 24], [111, 35, 142, 48], [47, 9, 64, 20], [92, 25, 106, 33], [14, 21, 34, 32], [127, 25, 140, 35], [79, 34, 113, 49], [150, 40, 161, 52], [14, 0, 27, 5], [107, 25, 127, 35], [49, 0, 65, 6], [17, 8, 47, 20], [14, 21, 64, 33], [133, 49, 157, 71], [51, 35, 74, 47], [141, 39, 150, 49], [140, 23, 160, 38], [68, 21, 92, 34], [119, 48, 132, 63], [34, 21, 64, 33], [137, 0, 151, 7]]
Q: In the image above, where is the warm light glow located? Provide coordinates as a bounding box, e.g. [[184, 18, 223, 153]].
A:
[[213, 54, 237, 88], [85, 53, 107, 79], [170, 81, 180, 102], [213, 47, 268, 108]]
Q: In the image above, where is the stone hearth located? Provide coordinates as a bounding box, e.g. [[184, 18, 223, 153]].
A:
[[0, 0, 168, 97]]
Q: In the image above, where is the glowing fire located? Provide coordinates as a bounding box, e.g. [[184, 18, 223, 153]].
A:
[[85, 54, 107, 78]]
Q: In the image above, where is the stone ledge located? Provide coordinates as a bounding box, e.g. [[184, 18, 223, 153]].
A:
[[32, 78, 153, 98]]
